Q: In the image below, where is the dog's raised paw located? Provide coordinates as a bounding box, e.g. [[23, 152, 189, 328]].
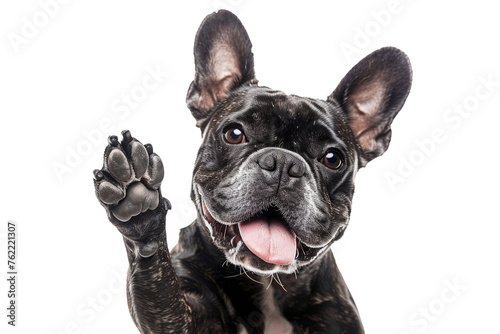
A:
[[94, 130, 165, 222]]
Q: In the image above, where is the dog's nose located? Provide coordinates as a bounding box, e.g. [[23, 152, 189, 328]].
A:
[[257, 149, 305, 178]]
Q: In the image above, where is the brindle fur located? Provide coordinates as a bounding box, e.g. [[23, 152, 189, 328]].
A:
[[94, 10, 411, 334]]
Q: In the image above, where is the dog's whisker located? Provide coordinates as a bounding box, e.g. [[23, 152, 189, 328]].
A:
[[273, 274, 287, 292], [297, 241, 307, 261], [242, 267, 263, 285], [266, 275, 274, 290], [275, 273, 283, 286], [224, 272, 244, 279]]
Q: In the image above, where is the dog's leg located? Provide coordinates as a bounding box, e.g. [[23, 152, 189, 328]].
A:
[[93, 130, 193, 333]]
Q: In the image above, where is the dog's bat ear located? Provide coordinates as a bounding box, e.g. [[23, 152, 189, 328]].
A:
[[328, 47, 412, 167], [186, 10, 257, 130]]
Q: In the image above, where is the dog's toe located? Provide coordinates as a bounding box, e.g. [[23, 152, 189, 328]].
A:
[[107, 148, 133, 183], [143, 153, 164, 190], [97, 180, 126, 205], [130, 141, 149, 178]]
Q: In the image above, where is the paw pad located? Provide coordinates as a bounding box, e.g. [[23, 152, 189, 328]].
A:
[[94, 130, 165, 222]]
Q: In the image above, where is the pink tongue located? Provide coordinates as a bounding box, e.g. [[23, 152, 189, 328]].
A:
[[238, 219, 296, 265]]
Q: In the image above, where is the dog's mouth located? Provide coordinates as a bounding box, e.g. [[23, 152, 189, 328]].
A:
[[202, 201, 321, 268]]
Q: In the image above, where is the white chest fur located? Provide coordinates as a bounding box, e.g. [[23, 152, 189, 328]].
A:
[[259, 277, 294, 334]]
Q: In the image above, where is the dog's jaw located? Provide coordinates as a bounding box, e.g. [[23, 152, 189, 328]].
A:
[[193, 187, 335, 275]]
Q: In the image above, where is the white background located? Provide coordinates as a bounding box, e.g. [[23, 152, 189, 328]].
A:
[[1, 0, 499, 333]]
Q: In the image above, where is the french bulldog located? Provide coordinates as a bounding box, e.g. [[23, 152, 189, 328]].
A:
[[93, 9, 412, 334]]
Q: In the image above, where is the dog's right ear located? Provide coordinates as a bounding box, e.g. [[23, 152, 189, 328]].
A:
[[186, 10, 257, 130]]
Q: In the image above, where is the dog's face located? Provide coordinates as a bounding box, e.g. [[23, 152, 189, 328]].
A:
[[186, 11, 412, 275]]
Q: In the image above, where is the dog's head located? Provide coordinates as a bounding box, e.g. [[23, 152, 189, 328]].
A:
[[186, 10, 412, 275]]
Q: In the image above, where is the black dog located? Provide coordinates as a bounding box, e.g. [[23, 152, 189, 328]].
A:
[[93, 10, 411, 333]]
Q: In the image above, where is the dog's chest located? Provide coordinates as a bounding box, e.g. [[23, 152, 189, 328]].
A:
[[258, 277, 293, 334]]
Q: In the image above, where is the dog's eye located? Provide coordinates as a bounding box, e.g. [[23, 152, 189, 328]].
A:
[[224, 128, 247, 144], [319, 150, 342, 169]]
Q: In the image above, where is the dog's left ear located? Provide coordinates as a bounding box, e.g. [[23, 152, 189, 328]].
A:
[[186, 10, 256, 130], [328, 47, 412, 167]]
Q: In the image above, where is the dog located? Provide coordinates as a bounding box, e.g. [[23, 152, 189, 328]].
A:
[[93, 10, 412, 334]]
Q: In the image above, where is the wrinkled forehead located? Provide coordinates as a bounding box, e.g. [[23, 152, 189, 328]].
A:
[[215, 87, 350, 143], [201, 86, 359, 168]]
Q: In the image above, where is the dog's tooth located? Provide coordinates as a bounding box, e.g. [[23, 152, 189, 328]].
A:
[[231, 236, 240, 247], [230, 235, 242, 248]]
